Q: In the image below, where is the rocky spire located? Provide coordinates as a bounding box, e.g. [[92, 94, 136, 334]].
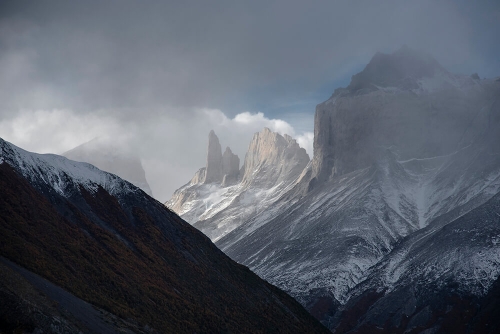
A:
[[204, 130, 223, 184], [222, 147, 239, 176], [221, 147, 240, 186]]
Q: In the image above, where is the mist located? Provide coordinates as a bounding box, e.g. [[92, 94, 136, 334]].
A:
[[1, 0, 499, 201]]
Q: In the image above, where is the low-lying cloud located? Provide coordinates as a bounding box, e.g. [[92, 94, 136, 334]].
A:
[[0, 108, 313, 202]]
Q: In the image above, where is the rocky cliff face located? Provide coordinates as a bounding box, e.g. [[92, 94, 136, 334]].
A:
[[64, 137, 153, 196], [166, 128, 310, 241], [213, 47, 500, 331], [309, 46, 490, 188], [241, 128, 310, 188]]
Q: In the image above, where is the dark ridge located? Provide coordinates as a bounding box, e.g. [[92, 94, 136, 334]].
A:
[[0, 160, 328, 333]]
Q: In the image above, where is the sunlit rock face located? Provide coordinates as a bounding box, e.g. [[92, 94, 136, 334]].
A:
[[241, 128, 310, 188], [166, 128, 309, 241], [63, 137, 153, 196]]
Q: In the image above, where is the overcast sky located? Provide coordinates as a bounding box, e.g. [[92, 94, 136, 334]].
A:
[[1, 0, 499, 201]]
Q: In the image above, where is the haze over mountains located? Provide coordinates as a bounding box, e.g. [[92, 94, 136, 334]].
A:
[[169, 46, 500, 332], [64, 137, 153, 197]]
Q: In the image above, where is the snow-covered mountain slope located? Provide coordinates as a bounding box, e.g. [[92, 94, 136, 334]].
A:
[[219, 141, 500, 305], [1, 137, 142, 200], [330, 190, 500, 333], [212, 47, 500, 330], [166, 128, 310, 241], [64, 137, 153, 196]]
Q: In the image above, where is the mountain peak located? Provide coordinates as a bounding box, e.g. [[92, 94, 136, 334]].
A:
[[204, 130, 224, 184], [241, 129, 309, 187], [347, 46, 444, 92], [222, 146, 240, 186], [167, 128, 310, 241]]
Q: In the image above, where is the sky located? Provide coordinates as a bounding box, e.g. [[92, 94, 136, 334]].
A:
[[0, 0, 499, 201]]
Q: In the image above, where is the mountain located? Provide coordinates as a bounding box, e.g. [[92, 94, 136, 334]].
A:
[[331, 191, 500, 333], [0, 138, 327, 333], [64, 137, 153, 196], [167, 128, 310, 241], [169, 46, 500, 331]]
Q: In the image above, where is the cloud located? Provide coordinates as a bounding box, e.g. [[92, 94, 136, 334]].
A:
[[201, 109, 313, 157], [0, 0, 498, 202], [295, 132, 314, 159], [233, 112, 295, 135], [0, 109, 126, 154], [0, 108, 312, 202], [1, 0, 495, 119]]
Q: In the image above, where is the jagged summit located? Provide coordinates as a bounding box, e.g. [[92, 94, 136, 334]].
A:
[[222, 146, 240, 187], [166, 128, 310, 241], [241, 128, 309, 188], [193, 130, 241, 186]]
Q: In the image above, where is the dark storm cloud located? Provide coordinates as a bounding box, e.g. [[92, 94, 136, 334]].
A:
[[0, 0, 492, 118]]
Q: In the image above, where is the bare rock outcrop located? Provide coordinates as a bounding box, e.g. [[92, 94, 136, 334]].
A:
[[241, 128, 310, 188], [221, 147, 240, 186], [166, 127, 311, 241], [190, 167, 206, 185], [204, 130, 224, 184]]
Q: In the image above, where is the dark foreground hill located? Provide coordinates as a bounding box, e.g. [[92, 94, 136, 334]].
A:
[[0, 138, 327, 334]]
